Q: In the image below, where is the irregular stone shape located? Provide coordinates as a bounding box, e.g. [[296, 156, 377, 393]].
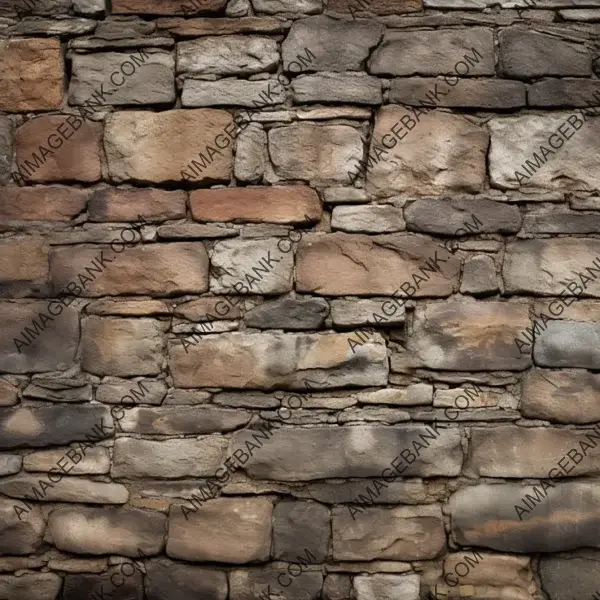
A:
[[51, 243, 209, 296], [23, 377, 92, 403], [235, 123, 267, 183], [535, 321, 600, 369], [540, 554, 600, 600], [523, 211, 600, 234], [503, 239, 600, 296], [190, 186, 321, 223], [177, 36, 278, 75], [0, 499, 45, 555], [404, 197, 521, 234], [390, 78, 526, 109], [48, 506, 166, 556], [0, 405, 112, 448], [145, 560, 227, 600], [369, 29, 494, 76], [0, 237, 48, 283], [460, 254, 498, 295], [182, 78, 285, 107], [243, 296, 329, 329], [327, 0, 421, 14], [330, 298, 406, 327], [467, 426, 600, 478], [167, 498, 272, 563], [0, 187, 88, 222], [282, 16, 383, 72], [448, 482, 600, 552], [88, 188, 187, 222], [81, 317, 165, 376], [528, 79, 600, 107], [63, 569, 143, 600], [252, 0, 321, 12], [323, 574, 352, 600], [354, 574, 420, 600], [0, 573, 62, 600], [105, 109, 233, 183], [113, 0, 226, 13], [15, 116, 103, 183], [273, 501, 330, 562], [112, 437, 228, 478], [489, 114, 600, 191], [156, 16, 285, 35], [70, 51, 175, 106], [0, 380, 18, 407], [499, 27, 591, 78], [365, 108, 488, 196], [521, 369, 600, 423], [0, 455, 21, 476], [229, 567, 323, 600], [293, 73, 382, 105], [235, 425, 462, 480], [0, 117, 13, 185], [269, 123, 363, 185], [174, 297, 244, 322], [332, 505, 445, 560], [169, 332, 388, 389], [411, 302, 532, 370], [0, 475, 129, 504], [296, 233, 460, 296], [210, 238, 294, 295], [332, 205, 405, 233], [157, 223, 238, 240], [24, 447, 110, 474], [0, 38, 63, 111]]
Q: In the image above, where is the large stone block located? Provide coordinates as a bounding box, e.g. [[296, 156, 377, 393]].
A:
[[296, 233, 460, 296], [169, 332, 388, 389], [182, 78, 285, 108], [145, 560, 227, 600], [0, 237, 48, 284], [534, 321, 600, 369], [292, 73, 383, 105], [0, 187, 89, 222], [167, 498, 272, 563], [354, 574, 420, 600], [63, 569, 143, 600], [0, 499, 45, 555], [540, 553, 600, 600], [243, 296, 329, 330], [0, 574, 62, 600], [229, 566, 323, 600], [113, 0, 225, 13]]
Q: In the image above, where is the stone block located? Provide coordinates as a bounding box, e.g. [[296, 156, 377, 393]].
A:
[[292, 73, 383, 105], [145, 560, 227, 600], [535, 321, 600, 368], [0, 499, 45, 555]]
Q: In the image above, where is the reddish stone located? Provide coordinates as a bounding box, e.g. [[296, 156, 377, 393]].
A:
[[0, 187, 88, 222]]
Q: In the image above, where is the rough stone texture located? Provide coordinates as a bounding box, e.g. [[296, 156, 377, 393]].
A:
[[0, 117, 13, 185], [354, 574, 420, 600], [0, 499, 45, 555], [24, 447, 110, 474], [528, 79, 600, 107], [0, 187, 89, 222], [293, 73, 383, 105], [332, 205, 405, 233], [535, 321, 600, 369], [182, 78, 285, 107], [460, 254, 499, 295], [0, 574, 62, 600], [539, 555, 600, 600], [63, 569, 143, 600], [113, 0, 226, 13], [229, 567, 323, 600], [234, 123, 268, 182], [243, 296, 329, 329]]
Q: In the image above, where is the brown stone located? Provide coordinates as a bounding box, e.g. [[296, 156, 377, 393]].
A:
[[0, 39, 63, 111], [0, 187, 89, 222], [156, 17, 287, 36], [327, 0, 421, 14], [174, 297, 244, 321], [113, 0, 226, 13], [190, 186, 322, 223], [0, 573, 62, 600], [0, 237, 48, 283], [0, 380, 18, 407], [15, 116, 103, 183], [0, 499, 45, 555], [24, 446, 110, 474], [105, 109, 233, 184]]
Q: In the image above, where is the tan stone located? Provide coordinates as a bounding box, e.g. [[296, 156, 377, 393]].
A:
[[0, 380, 19, 407], [0, 237, 48, 283], [0, 573, 62, 600], [23, 447, 110, 474], [0, 39, 63, 111], [190, 186, 322, 223], [113, 0, 226, 13], [156, 17, 286, 35], [0, 499, 45, 555], [174, 297, 244, 321], [0, 187, 89, 222], [105, 110, 233, 184], [86, 298, 172, 317], [442, 553, 532, 588], [327, 0, 421, 14]]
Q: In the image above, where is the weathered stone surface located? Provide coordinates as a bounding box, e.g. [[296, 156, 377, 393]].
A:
[[174, 297, 244, 321], [0, 237, 48, 283], [273, 501, 330, 561], [535, 321, 600, 368], [404, 197, 521, 234], [327, 0, 421, 14], [365, 109, 488, 196], [252, 0, 321, 12], [410, 302, 532, 370], [15, 116, 103, 183], [282, 16, 383, 72], [523, 211, 600, 234], [190, 186, 321, 223], [297, 233, 460, 296], [235, 123, 268, 183], [51, 243, 209, 296], [333, 505, 445, 560], [156, 16, 285, 35], [0, 573, 62, 600], [529, 79, 600, 107], [0, 380, 18, 406], [332, 205, 405, 233], [0, 38, 63, 111], [235, 425, 462, 480], [63, 569, 143, 600], [369, 29, 494, 76], [243, 296, 329, 329], [460, 254, 499, 295], [182, 78, 285, 107], [329, 298, 405, 327], [47, 506, 166, 556], [24, 446, 110, 474], [157, 223, 238, 239], [96, 378, 167, 405], [82, 317, 165, 376], [0, 455, 21, 476], [354, 574, 420, 600], [499, 27, 591, 78], [0, 117, 13, 186], [0, 405, 112, 448], [70, 51, 175, 106], [323, 574, 352, 600], [229, 567, 323, 600], [178, 36, 278, 75], [539, 554, 600, 600], [169, 332, 388, 389], [521, 369, 600, 423], [145, 560, 228, 600], [355, 385, 432, 406], [113, 0, 226, 13], [24, 377, 92, 403], [503, 239, 600, 296], [269, 123, 363, 185], [449, 482, 600, 552], [489, 114, 600, 191], [0, 187, 88, 222], [105, 109, 233, 183], [293, 73, 382, 105], [112, 437, 228, 478], [167, 498, 272, 563], [0, 499, 45, 555], [88, 187, 186, 222]]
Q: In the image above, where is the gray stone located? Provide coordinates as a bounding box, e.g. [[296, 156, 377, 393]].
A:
[[369, 29, 494, 76], [282, 16, 383, 72], [535, 321, 600, 369], [354, 574, 420, 600], [539, 554, 600, 600], [69, 50, 175, 105], [182, 78, 285, 107], [560, 8, 600, 20], [243, 296, 329, 329], [329, 298, 406, 327], [0, 405, 113, 449], [112, 437, 228, 478], [177, 36, 279, 75], [73, 0, 105, 15], [96, 378, 167, 405], [298, 480, 429, 505], [47, 506, 166, 556], [0, 380, 18, 406], [0, 499, 45, 555], [332, 205, 405, 233], [323, 187, 369, 204], [323, 574, 352, 600], [273, 501, 330, 562], [226, 0, 251, 15], [23, 377, 92, 402], [499, 27, 591, 78], [252, 0, 322, 13], [528, 79, 600, 107], [460, 254, 499, 295], [0, 454, 21, 478], [0, 116, 13, 185], [23, 446, 110, 474], [293, 73, 382, 105], [63, 568, 143, 600], [522, 211, 600, 234], [234, 123, 268, 183], [229, 566, 323, 600], [0, 573, 62, 600]]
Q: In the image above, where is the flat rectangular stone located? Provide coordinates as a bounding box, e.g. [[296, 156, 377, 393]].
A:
[[534, 321, 600, 368], [330, 298, 406, 327], [182, 78, 285, 107], [522, 211, 600, 234], [528, 78, 600, 107], [113, 0, 225, 13], [0, 237, 48, 284], [292, 72, 383, 105], [23, 446, 110, 474], [0, 187, 89, 222]]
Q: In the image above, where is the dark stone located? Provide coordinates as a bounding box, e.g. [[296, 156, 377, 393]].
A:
[[63, 568, 144, 600], [528, 78, 600, 107], [540, 552, 600, 600], [522, 211, 600, 234], [243, 296, 329, 330], [535, 321, 600, 369]]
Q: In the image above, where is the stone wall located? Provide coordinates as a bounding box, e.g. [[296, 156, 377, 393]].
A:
[[1, 0, 600, 599]]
